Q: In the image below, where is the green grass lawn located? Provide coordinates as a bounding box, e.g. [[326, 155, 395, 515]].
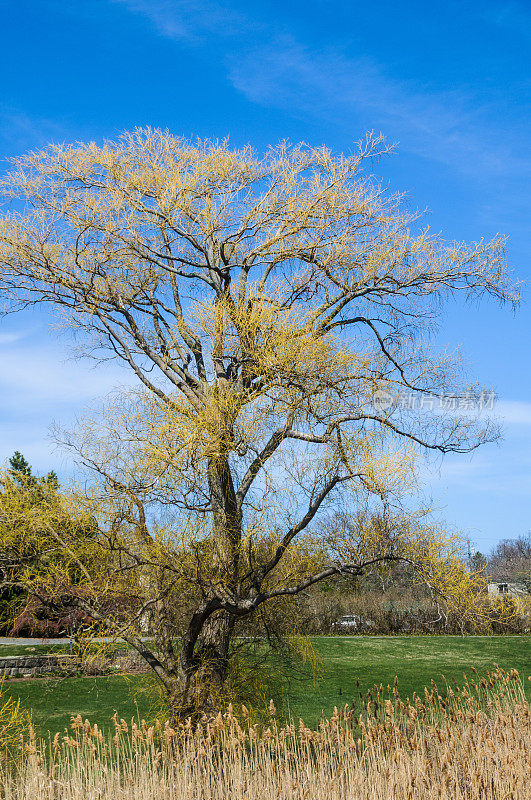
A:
[[0, 642, 130, 657], [2, 636, 529, 736], [0, 644, 73, 657], [283, 635, 530, 725]]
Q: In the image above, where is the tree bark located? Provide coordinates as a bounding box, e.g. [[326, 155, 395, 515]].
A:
[[167, 453, 242, 720], [173, 611, 236, 720]]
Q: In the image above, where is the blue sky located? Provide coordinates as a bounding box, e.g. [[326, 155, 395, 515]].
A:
[[0, 0, 529, 554]]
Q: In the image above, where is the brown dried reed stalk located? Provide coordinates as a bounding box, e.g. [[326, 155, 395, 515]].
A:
[[1, 666, 529, 799]]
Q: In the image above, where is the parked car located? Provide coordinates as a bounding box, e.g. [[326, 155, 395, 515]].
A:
[[331, 614, 374, 631]]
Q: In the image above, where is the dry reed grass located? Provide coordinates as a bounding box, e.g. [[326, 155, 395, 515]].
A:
[[1, 666, 529, 799]]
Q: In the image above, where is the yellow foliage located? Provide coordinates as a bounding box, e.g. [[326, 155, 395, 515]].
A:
[[0, 680, 30, 757], [0, 130, 520, 716]]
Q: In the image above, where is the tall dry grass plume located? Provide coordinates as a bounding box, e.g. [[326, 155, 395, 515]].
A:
[[1, 667, 529, 799]]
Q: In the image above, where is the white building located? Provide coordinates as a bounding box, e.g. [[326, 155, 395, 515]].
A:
[[487, 582, 527, 599]]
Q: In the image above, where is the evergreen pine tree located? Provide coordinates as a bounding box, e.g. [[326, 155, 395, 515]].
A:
[[6, 452, 59, 491], [8, 451, 36, 488]]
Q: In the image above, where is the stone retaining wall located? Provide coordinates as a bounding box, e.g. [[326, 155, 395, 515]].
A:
[[0, 651, 148, 677], [0, 654, 77, 678]]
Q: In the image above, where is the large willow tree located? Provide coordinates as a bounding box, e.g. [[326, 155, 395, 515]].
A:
[[0, 131, 516, 718]]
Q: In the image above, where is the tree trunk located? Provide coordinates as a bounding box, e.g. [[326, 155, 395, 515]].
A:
[[166, 454, 242, 720], [171, 610, 236, 721]]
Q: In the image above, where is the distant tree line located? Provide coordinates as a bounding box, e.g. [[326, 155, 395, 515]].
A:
[[1, 454, 528, 638], [285, 529, 530, 635]]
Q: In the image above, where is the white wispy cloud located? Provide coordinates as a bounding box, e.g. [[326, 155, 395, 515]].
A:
[[0, 339, 135, 475], [483, 1, 531, 40], [228, 35, 529, 178], [0, 105, 72, 159], [111, 1, 529, 181], [0, 420, 67, 474], [427, 444, 531, 495], [111, 0, 249, 41], [495, 400, 531, 425], [438, 399, 531, 427], [415, 397, 531, 503], [0, 344, 131, 406], [0, 332, 25, 345]]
